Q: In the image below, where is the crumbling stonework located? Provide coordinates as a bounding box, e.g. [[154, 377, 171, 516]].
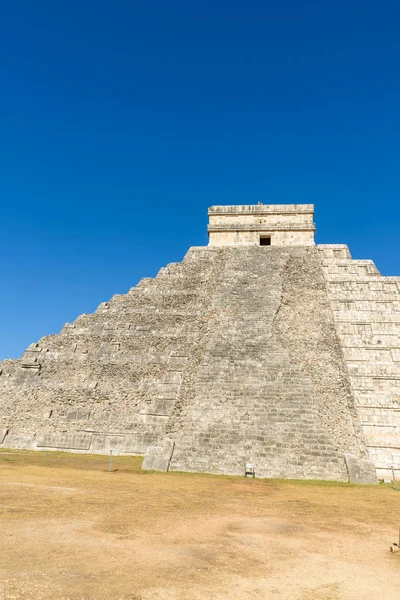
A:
[[0, 204, 394, 483], [273, 251, 367, 458], [0, 247, 223, 455]]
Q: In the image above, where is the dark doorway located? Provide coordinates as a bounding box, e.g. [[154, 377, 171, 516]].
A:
[[260, 236, 271, 246]]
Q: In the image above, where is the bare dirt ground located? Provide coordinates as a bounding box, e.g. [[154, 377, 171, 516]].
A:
[[0, 451, 399, 600]]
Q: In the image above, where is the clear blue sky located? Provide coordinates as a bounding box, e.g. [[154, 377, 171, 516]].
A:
[[1, 1, 399, 360]]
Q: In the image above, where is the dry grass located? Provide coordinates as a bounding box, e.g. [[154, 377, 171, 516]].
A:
[[0, 450, 399, 599]]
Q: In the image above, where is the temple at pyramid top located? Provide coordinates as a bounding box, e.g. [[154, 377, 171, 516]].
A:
[[208, 203, 315, 246]]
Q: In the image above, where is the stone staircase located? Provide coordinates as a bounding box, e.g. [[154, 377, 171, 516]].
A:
[[157, 247, 369, 481]]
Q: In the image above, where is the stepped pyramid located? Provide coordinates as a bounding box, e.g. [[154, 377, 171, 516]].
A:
[[1, 204, 399, 483]]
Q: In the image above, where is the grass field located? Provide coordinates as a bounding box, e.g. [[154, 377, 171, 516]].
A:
[[0, 449, 399, 600]]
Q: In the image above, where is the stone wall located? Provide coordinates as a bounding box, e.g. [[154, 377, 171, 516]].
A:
[[208, 229, 315, 247], [319, 244, 400, 480], [208, 204, 316, 246]]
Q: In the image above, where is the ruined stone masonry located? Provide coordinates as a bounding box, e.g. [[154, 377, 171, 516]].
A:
[[0, 204, 398, 483]]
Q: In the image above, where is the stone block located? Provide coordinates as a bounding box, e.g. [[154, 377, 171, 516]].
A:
[[142, 439, 175, 471], [66, 409, 91, 420], [26, 343, 42, 352], [391, 349, 400, 362], [89, 433, 159, 455], [124, 434, 159, 454], [141, 398, 175, 416], [36, 433, 92, 451], [344, 454, 378, 484], [2, 433, 36, 449], [21, 353, 41, 366], [90, 434, 130, 454], [137, 413, 169, 426]]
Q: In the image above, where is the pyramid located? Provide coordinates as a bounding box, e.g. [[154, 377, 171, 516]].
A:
[[1, 204, 399, 484]]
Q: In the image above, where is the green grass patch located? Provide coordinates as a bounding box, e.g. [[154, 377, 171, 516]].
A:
[[0, 448, 387, 489]]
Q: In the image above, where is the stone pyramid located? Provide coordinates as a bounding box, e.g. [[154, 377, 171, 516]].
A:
[[1, 204, 399, 484]]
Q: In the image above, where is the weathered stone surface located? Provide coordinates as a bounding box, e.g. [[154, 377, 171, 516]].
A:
[[1, 433, 36, 449], [142, 439, 175, 471], [36, 433, 92, 450], [319, 245, 400, 481], [208, 204, 315, 246], [66, 409, 91, 420], [89, 433, 159, 455], [0, 204, 397, 482], [344, 454, 378, 484], [166, 246, 357, 481]]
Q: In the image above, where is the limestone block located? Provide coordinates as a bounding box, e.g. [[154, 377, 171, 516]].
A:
[[343, 348, 393, 362], [36, 433, 92, 450], [337, 323, 373, 336], [358, 407, 399, 426], [369, 447, 400, 470], [364, 432, 400, 448], [26, 343, 42, 352], [391, 349, 400, 362], [354, 391, 400, 408], [349, 376, 374, 391], [371, 335, 399, 346], [21, 352, 41, 366], [371, 322, 400, 334], [2, 433, 36, 449], [123, 434, 159, 454], [138, 381, 181, 395], [140, 398, 175, 416], [66, 409, 91, 420], [344, 454, 378, 484], [91, 434, 131, 454], [142, 439, 175, 471], [318, 244, 351, 258], [347, 363, 399, 377], [137, 413, 169, 426]]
